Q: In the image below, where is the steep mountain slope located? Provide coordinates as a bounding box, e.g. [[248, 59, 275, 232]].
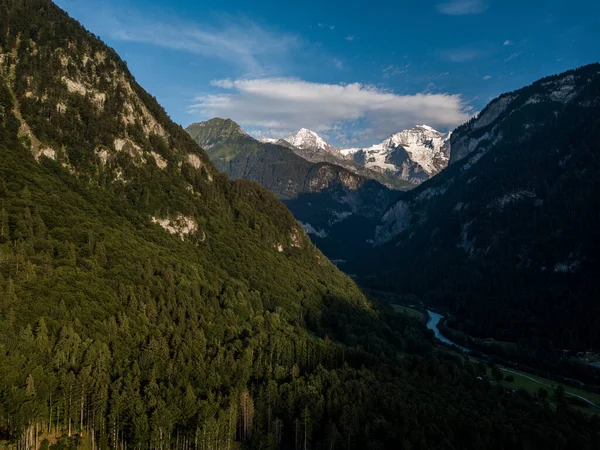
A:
[[341, 125, 452, 184], [2, 3, 600, 449], [360, 64, 600, 354], [187, 119, 400, 262]]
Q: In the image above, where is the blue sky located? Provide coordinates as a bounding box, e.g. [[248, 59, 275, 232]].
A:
[[56, 0, 599, 147]]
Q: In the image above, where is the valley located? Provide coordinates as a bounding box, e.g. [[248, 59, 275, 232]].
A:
[[1, 0, 599, 449], [420, 308, 600, 411]]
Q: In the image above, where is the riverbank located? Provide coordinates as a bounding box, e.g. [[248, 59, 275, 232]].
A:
[[424, 310, 600, 411]]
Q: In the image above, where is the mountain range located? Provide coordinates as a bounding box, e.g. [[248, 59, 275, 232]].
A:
[[190, 64, 600, 363], [2, 1, 600, 449], [260, 125, 452, 186], [186, 118, 399, 262], [187, 121, 456, 261]]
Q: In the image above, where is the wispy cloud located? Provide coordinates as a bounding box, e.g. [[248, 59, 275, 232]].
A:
[[113, 19, 299, 76], [332, 58, 345, 70], [382, 64, 409, 79], [483, 75, 492, 80], [55, 1, 299, 76], [437, 0, 489, 15], [345, 35, 356, 41], [317, 23, 335, 30], [504, 52, 522, 62], [503, 40, 513, 46], [440, 48, 487, 62], [191, 78, 473, 145]]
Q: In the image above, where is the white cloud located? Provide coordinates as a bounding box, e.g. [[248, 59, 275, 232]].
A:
[[191, 78, 473, 145], [345, 35, 356, 41], [437, 0, 489, 15], [483, 75, 492, 80], [503, 40, 513, 46]]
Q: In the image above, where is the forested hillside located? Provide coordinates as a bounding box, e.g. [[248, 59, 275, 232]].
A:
[[359, 64, 600, 359], [1, 1, 600, 450]]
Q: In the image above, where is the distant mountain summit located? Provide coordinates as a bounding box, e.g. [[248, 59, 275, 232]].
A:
[[341, 125, 452, 184], [186, 118, 244, 148], [285, 128, 341, 156]]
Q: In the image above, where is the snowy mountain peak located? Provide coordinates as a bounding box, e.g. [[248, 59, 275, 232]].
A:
[[340, 125, 452, 184], [285, 128, 340, 155]]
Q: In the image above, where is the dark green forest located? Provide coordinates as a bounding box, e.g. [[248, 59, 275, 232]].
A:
[[1, 1, 600, 449], [357, 63, 600, 366]]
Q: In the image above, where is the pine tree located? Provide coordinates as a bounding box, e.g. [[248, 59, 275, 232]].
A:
[[26, 374, 37, 397], [0, 206, 9, 240]]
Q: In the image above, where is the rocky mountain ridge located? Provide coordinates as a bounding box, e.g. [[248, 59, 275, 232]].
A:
[[261, 125, 452, 185]]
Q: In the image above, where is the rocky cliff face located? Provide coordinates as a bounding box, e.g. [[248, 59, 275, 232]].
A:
[[0, 11, 216, 190], [448, 70, 595, 166]]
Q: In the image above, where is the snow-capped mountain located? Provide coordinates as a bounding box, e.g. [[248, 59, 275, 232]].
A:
[[259, 125, 451, 186], [341, 125, 452, 184], [285, 128, 341, 156]]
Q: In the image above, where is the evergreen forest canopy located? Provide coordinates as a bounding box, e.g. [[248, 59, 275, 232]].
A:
[[0, 1, 599, 449]]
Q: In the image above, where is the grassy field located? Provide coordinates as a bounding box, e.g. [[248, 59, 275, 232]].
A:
[[488, 367, 600, 409], [392, 304, 424, 320]]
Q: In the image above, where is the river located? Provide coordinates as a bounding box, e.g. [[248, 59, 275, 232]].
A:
[[426, 310, 470, 352]]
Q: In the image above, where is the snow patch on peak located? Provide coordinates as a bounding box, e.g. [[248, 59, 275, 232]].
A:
[[285, 129, 339, 155]]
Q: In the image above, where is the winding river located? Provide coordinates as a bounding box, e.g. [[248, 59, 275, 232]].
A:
[[426, 310, 470, 352], [424, 309, 600, 408]]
